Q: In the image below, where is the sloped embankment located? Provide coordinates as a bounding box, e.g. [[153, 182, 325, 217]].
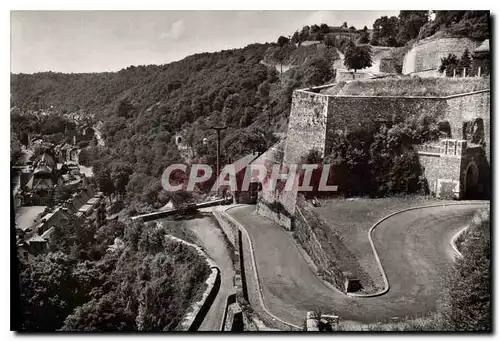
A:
[[293, 195, 375, 292]]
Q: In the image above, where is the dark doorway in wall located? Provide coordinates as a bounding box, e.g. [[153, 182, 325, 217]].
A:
[[464, 162, 480, 199], [438, 121, 451, 138]]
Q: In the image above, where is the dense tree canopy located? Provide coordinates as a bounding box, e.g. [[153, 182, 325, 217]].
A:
[[370, 10, 488, 47], [19, 218, 210, 331], [343, 44, 373, 72], [371, 16, 400, 47], [417, 11, 490, 41], [396, 11, 429, 45]]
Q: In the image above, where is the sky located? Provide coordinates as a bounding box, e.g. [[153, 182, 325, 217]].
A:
[[11, 10, 399, 73]]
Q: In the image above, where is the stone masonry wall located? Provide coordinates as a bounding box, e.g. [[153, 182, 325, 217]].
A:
[[280, 88, 490, 203], [417, 139, 489, 199], [444, 91, 490, 162], [324, 96, 446, 154], [280, 88, 490, 205], [403, 37, 480, 75], [284, 91, 329, 165], [417, 140, 465, 199], [283, 89, 490, 168], [294, 195, 375, 291], [379, 58, 398, 73], [255, 200, 293, 230]]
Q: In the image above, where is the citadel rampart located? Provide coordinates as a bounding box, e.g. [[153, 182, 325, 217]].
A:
[[402, 37, 480, 76], [256, 82, 489, 292], [284, 87, 490, 167]]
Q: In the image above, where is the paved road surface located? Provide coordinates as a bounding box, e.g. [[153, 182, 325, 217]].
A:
[[227, 203, 488, 326], [185, 215, 235, 331]]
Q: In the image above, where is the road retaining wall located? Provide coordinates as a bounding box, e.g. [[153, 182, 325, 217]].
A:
[[220, 294, 244, 331], [294, 196, 374, 292], [167, 235, 221, 331], [212, 211, 250, 330]]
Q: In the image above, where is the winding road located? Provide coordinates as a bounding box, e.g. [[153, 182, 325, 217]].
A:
[[184, 215, 235, 331], [226, 202, 488, 327]]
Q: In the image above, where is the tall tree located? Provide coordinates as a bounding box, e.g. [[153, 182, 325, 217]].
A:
[[277, 35, 289, 47], [397, 11, 429, 45], [343, 44, 373, 72], [270, 44, 295, 86], [116, 98, 134, 118], [112, 164, 133, 200], [371, 16, 400, 46], [299, 25, 310, 42], [458, 49, 472, 75], [358, 31, 370, 44], [95, 168, 115, 201], [320, 23, 330, 34], [78, 149, 91, 166], [439, 54, 459, 76]]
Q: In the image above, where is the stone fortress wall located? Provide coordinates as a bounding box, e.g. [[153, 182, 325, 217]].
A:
[[282, 86, 490, 203], [402, 37, 480, 76]]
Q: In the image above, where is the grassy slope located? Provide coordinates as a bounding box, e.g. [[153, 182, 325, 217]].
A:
[[312, 196, 455, 290]]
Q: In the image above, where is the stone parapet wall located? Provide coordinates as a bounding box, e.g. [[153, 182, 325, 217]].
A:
[[168, 235, 221, 332], [212, 210, 254, 331], [335, 70, 373, 82]]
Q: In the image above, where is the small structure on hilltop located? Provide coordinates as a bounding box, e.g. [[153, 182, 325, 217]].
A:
[[472, 39, 490, 76]]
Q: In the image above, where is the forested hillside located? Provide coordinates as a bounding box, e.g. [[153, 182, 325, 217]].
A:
[[11, 42, 336, 211], [18, 218, 211, 331]]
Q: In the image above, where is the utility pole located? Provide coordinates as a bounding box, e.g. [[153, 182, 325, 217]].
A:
[[210, 125, 227, 197]]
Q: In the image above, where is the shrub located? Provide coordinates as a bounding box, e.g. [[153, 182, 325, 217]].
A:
[[440, 208, 491, 331]]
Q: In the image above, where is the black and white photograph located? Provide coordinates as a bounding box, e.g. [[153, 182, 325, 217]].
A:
[[9, 7, 491, 333]]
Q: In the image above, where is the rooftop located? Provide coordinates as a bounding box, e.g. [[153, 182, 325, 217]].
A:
[[86, 197, 100, 205], [41, 226, 56, 240], [27, 234, 46, 243], [474, 39, 490, 53], [79, 204, 94, 214]]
